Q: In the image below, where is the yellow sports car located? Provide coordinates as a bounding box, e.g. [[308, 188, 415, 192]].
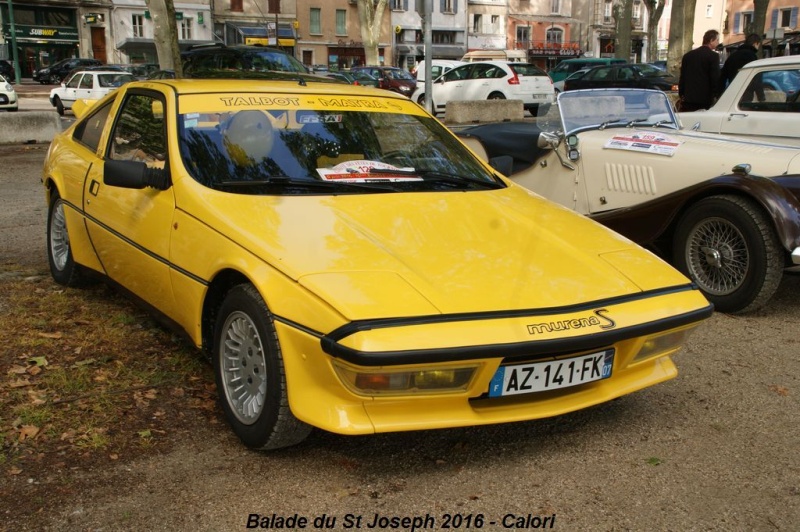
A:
[[42, 78, 713, 450]]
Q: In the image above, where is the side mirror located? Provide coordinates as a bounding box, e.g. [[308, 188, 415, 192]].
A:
[[537, 131, 560, 149], [104, 159, 170, 190]]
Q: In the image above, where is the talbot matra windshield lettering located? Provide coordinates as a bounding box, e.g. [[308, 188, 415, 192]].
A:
[[219, 96, 301, 107], [526, 309, 615, 335], [318, 98, 388, 109]]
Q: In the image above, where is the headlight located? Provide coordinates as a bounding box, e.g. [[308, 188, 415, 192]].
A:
[[399, 86, 412, 93], [631, 324, 702, 363], [3, 83, 11, 91], [333, 362, 478, 396]]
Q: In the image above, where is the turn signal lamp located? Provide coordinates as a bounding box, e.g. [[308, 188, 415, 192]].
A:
[[632, 324, 701, 363], [333, 363, 477, 396]]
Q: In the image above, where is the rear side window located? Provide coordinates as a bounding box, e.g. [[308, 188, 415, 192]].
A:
[[585, 67, 612, 81], [510, 64, 548, 77], [73, 102, 113, 152]]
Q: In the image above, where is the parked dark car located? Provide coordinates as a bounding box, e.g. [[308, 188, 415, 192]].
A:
[[0, 59, 15, 82], [109, 63, 160, 80], [182, 43, 309, 76], [325, 70, 380, 87], [33, 57, 103, 84], [350, 66, 416, 97], [564, 63, 678, 92], [147, 69, 176, 80]]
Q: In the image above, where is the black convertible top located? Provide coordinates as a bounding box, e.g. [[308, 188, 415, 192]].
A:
[[456, 122, 547, 174]]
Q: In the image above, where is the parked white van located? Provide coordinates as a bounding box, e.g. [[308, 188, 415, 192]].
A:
[[461, 50, 527, 63]]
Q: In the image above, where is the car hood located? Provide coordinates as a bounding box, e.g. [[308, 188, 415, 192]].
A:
[[580, 127, 800, 177], [177, 183, 690, 320]]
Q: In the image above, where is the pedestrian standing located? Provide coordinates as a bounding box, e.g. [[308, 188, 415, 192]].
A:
[[721, 33, 762, 89], [678, 29, 722, 112]]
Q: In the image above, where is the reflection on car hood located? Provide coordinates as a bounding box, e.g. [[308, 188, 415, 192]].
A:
[[181, 184, 690, 320]]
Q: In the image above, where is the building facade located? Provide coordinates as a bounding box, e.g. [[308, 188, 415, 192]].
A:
[[295, 0, 392, 70], [0, 0, 213, 77], [4, 0, 797, 80]]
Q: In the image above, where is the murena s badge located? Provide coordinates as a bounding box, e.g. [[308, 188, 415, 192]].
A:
[[527, 309, 616, 335]]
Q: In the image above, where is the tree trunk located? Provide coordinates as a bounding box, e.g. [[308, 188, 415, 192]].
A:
[[644, 0, 666, 65], [146, 0, 183, 77], [614, 0, 633, 61], [667, 0, 696, 75], [357, 0, 388, 66]]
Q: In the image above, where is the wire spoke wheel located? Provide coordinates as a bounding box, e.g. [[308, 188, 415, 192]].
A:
[[674, 195, 783, 313], [686, 216, 749, 296]]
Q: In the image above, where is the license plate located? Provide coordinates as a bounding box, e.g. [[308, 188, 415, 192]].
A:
[[488, 349, 614, 397]]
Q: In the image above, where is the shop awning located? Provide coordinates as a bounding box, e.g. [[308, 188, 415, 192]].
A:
[[116, 38, 214, 52]]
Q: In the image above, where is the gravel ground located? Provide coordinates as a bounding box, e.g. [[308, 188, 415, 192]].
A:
[[2, 143, 799, 531]]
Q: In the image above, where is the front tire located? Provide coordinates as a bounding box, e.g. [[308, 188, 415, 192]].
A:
[[213, 284, 312, 450], [54, 96, 64, 116], [47, 190, 84, 286], [673, 195, 783, 313]]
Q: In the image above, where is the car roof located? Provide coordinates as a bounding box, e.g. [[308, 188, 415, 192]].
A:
[[741, 54, 800, 70], [136, 78, 413, 98], [73, 70, 135, 76]]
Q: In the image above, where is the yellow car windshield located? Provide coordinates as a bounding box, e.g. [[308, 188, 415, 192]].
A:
[[178, 108, 499, 194]]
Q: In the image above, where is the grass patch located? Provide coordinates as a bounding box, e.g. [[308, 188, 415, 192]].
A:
[[0, 270, 216, 474]]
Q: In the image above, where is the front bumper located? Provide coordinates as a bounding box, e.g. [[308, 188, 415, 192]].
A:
[[276, 286, 712, 435]]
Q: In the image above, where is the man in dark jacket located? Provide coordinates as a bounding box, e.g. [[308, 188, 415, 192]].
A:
[[679, 29, 723, 112], [721, 33, 762, 88]]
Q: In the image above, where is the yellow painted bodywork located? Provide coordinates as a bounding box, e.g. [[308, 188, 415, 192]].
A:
[[42, 79, 712, 436]]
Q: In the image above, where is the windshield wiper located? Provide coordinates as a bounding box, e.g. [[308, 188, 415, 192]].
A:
[[625, 118, 649, 127], [213, 177, 398, 192], [651, 119, 678, 129], [598, 119, 627, 130], [368, 168, 504, 189]]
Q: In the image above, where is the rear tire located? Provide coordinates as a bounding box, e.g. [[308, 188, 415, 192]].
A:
[[487, 92, 506, 100], [673, 195, 783, 313], [47, 190, 85, 287], [213, 284, 312, 450]]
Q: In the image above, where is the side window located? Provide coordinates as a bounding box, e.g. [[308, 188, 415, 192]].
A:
[[73, 101, 113, 152], [80, 75, 94, 89], [66, 75, 82, 89], [469, 64, 493, 79], [218, 53, 243, 70], [739, 73, 768, 110], [109, 94, 167, 166], [443, 67, 466, 81], [616, 67, 633, 81], [588, 67, 610, 81], [190, 53, 217, 72]]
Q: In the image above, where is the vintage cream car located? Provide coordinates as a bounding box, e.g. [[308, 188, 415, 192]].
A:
[[679, 55, 800, 145], [458, 88, 800, 314], [42, 79, 711, 450]]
